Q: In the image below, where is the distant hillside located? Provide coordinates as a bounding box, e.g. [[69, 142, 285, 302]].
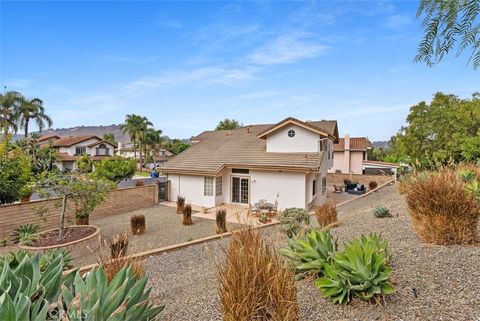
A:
[[372, 141, 390, 149], [19, 124, 132, 143]]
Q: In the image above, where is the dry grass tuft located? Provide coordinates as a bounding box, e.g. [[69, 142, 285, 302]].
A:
[[130, 215, 146, 235], [218, 228, 299, 321], [369, 180, 378, 190], [101, 256, 145, 283], [399, 168, 480, 245], [108, 233, 129, 258], [315, 202, 338, 228], [182, 203, 193, 225], [216, 208, 227, 234], [176, 195, 185, 214]]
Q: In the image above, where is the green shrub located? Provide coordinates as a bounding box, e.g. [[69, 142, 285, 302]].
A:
[[92, 156, 136, 183], [11, 223, 39, 245], [373, 206, 391, 218], [278, 208, 310, 237], [459, 169, 477, 183], [0, 149, 32, 205], [280, 229, 337, 279], [315, 233, 394, 304]]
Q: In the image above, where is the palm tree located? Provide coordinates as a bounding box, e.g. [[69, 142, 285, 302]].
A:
[[120, 114, 152, 170], [143, 128, 163, 163], [17, 96, 53, 137], [0, 91, 21, 140]]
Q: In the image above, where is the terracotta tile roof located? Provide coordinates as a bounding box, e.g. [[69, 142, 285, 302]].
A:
[[38, 134, 61, 142], [256, 117, 339, 142], [161, 124, 324, 174], [87, 140, 117, 148], [52, 135, 103, 147], [334, 137, 372, 151]]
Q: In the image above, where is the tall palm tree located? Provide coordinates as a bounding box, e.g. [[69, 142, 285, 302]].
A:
[[143, 128, 163, 163], [0, 91, 21, 140], [17, 96, 53, 137], [120, 114, 152, 170]]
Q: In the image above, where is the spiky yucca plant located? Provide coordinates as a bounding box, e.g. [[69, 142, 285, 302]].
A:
[[315, 233, 394, 304], [61, 265, 163, 320], [373, 206, 391, 218], [280, 229, 338, 278]]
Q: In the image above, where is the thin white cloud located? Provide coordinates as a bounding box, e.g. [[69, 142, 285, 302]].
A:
[[386, 14, 413, 30], [235, 91, 283, 99], [249, 32, 328, 65], [5, 78, 34, 89]]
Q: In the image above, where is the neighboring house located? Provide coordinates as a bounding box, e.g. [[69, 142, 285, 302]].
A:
[[39, 135, 115, 171], [160, 117, 339, 210], [117, 142, 173, 165], [362, 160, 399, 176], [328, 135, 372, 175]]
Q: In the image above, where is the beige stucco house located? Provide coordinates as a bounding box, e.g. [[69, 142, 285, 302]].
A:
[[328, 135, 372, 175], [39, 134, 115, 171], [160, 117, 339, 211]]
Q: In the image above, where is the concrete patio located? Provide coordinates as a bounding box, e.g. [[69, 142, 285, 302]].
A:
[[160, 202, 279, 227]]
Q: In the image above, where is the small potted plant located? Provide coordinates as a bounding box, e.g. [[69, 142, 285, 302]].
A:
[[19, 182, 34, 203], [259, 212, 271, 224]]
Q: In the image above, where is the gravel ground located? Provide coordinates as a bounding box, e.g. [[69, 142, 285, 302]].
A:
[[73, 205, 244, 266], [145, 183, 480, 321]]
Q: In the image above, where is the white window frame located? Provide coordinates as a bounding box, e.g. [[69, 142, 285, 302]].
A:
[[204, 177, 214, 196], [215, 176, 222, 197]]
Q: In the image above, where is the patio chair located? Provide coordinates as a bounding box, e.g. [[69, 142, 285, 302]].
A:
[[269, 200, 278, 217], [249, 203, 260, 217], [333, 185, 343, 193]]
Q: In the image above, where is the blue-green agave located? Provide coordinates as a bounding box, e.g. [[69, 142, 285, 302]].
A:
[[315, 233, 394, 304], [280, 229, 338, 278]]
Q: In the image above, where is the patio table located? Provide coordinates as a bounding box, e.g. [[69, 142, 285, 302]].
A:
[[254, 202, 274, 210]]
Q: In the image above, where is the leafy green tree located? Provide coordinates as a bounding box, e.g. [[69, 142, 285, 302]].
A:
[[76, 154, 93, 173], [416, 0, 480, 69], [37, 173, 113, 238], [103, 132, 116, 145], [92, 157, 136, 183], [215, 118, 243, 130], [165, 138, 190, 155], [394, 92, 480, 168], [16, 95, 52, 138], [142, 128, 164, 163], [0, 147, 32, 205]]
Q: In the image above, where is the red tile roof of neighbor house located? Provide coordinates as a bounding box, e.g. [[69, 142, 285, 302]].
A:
[[38, 134, 61, 142], [334, 137, 372, 151], [162, 118, 337, 174]]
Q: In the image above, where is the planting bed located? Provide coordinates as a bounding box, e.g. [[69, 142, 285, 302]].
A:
[[146, 184, 480, 321], [32, 226, 96, 247]]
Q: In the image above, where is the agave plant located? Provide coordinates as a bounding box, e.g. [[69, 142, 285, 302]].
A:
[[11, 223, 39, 245], [315, 233, 394, 304], [280, 229, 338, 278], [0, 253, 65, 320], [60, 265, 164, 320], [373, 206, 391, 218], [1, 249, 73, 272]]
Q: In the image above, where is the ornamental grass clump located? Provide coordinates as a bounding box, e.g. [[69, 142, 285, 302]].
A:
[[218, 228, 299, 321], [278, 208, 310, 237], [183, 203, 193, 225], [176, 195, 185, 214], [130, 214, 146, 235], [216, 208, 227, 234], [315, 202, 338, 228], [109, 233, 129, 258], [369, 180, 378, 190], [399, 168, 480, 245]]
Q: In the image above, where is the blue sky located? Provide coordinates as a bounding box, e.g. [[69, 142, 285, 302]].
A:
[[1, 1, 478, 141]]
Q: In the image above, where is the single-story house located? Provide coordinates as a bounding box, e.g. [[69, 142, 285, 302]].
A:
[[362, 160, 400, 176], [328, 135, 372, 174], [39, 135, 115, 171], [160, 117, 339, 211]]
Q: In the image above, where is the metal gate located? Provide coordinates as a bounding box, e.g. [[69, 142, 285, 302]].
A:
[[158, 181, 169, 202]]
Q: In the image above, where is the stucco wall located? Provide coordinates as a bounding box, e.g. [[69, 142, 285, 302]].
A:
[[168, 174, 216, 208], [329, 150, 364, 174], [266, 125, 321, 153]]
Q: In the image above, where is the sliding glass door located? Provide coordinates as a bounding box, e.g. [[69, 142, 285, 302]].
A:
[[231, 176, 249, 204]]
